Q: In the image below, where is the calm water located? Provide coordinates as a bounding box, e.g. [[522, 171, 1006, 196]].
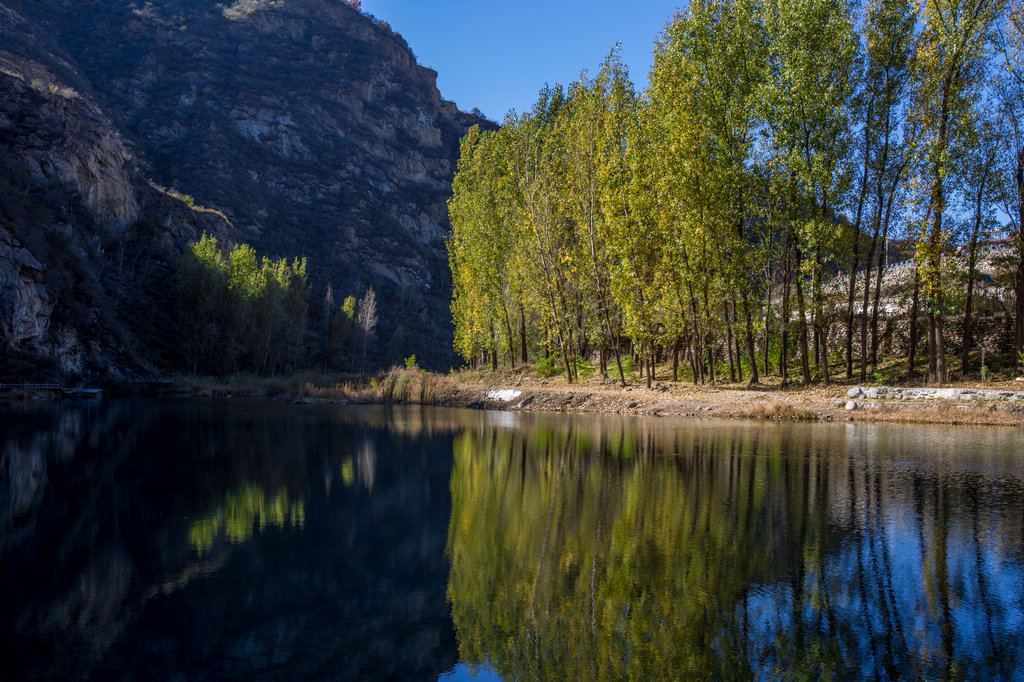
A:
[[1, 400, 1023, 680]]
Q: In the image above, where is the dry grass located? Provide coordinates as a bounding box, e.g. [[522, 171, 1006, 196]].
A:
[[173, 367, 459, 406], [862, 401, 1024, 427], [749, 401, 818, 421]]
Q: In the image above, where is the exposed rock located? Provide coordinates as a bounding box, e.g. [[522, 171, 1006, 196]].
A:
[[846, 385, 1024, 402], [0, 12, 138, 224], [845, 401, 857, 411], [10, 0, 489, 369], [0, 231, 51, 346], [1, 0, 487, 377]]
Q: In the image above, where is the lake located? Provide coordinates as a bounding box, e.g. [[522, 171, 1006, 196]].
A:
[[1, 399, 1022, 680]]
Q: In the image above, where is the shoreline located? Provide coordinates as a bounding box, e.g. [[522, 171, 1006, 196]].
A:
[[8, 371, 1023, 427], [425, 378, 1024, 427], [280, 370, 1024, 428]]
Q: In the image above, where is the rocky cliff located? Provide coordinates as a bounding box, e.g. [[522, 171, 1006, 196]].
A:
[[1, 0, 486, 378], [1, 2, 233, 378]]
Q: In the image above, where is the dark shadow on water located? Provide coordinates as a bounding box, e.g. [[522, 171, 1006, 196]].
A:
[[0, 399, 461, 680]]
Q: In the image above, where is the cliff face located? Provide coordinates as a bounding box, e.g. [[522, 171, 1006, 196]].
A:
[[1, 0, 485, 375], [1, 1, 233, 377]]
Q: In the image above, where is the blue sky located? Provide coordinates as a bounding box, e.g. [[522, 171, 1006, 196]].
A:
[[359, 1, 683, 121]]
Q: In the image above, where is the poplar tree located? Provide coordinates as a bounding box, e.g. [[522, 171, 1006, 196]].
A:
[[997, 0, 1024, 369], [858, 0, 917, 380], [910, 0, 1000, 383], [762, 0, 858, 385]]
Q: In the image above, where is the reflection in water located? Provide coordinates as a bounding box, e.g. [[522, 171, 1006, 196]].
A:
[[188, 484, 305, 554], [0, 400, 461, 680], [447, 417, 1024, 680], [3, 402, 1023, 680]]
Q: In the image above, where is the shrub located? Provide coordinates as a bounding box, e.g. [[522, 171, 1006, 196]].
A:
[[535, 356, 561, 378], [575, 356, 595, 380]]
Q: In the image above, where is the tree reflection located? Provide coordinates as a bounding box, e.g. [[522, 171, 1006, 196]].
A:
[[446, 418, 1024, 679], [188, 484, 304, 554]]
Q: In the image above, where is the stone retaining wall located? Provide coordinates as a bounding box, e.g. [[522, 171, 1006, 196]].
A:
[[847, 385, 1024, 402]]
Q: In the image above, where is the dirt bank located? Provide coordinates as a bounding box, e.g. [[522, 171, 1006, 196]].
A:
[[170, 369, 1024, 427], [422, 371, 1024, 427]]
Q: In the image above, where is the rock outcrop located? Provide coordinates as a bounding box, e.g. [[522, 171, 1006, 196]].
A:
[[1, 0, 487, 377], [1, 1, 234, 377]]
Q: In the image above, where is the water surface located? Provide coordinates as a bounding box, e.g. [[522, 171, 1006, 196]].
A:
[[1, 399, 1022, 679]]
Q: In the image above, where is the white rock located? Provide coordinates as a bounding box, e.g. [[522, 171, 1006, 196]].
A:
[[847, 387, 863, 399], [845, 400, 857, 411], [485, 389, 522, 402]]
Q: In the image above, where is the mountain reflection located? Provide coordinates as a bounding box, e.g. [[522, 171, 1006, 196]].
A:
[[446, 418, 1024, 680], [0, 400, 460, 680]]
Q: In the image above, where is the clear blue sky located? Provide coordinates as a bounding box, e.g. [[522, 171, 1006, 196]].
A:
[[360, 1, 683, 121]]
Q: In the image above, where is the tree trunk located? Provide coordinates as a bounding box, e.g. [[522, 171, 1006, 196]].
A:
[[924, 72, 952, 384], [814, 247, 829, 387], [927, 311, 938, 381], [1017, 255, 1024, 370], [724, 303, 737, 382], [871, 186, 897, 371], [860, 223, 879, 383], [673, 338, 680, 382], [962, 161, 989, 376], [687, 332, 700, 385], [795, 245, 811, 384], [1016, 145, 1024, 369], [847, 98, 875, 380], [936, 312, 947, 384], [781, 232, 793, 385], [909, 265, 920, 375], [520, 306, 528, 365], [762, 290, 772, 379]]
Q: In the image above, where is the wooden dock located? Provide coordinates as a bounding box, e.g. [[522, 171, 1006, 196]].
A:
[[0, 383, 102, 398]]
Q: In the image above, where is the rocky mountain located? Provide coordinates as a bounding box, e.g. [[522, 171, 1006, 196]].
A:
[[1, 0, 486, 379]]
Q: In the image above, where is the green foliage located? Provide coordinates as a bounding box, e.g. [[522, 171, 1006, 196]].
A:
[[574, 356, 595, 380], [189, 484, 303, 555], [327, 295, 357, 371], [176, 234, 308, 375], [445, 0, 1022, 385], [404, 354, 418, 369], [535, 356, 562, 378]]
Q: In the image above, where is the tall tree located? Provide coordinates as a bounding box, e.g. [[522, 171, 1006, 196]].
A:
[[762, 0, 858, 385], [859, 0, 917, 380], [910, 0, 1000, 383], [958, 114, 1001, 375], [846, 0, 917, 380], [356, 287, 378, 373], [997, 0, 1024, 370]]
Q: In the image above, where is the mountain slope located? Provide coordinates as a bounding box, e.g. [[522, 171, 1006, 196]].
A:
[[1, 2, 234, 378], [5, 0, 486, 372]]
